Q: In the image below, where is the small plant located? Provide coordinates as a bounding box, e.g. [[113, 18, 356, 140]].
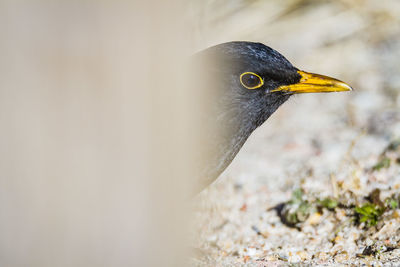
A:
[[317, 198, 338, 210], [387, 139, 400, 151], [372, 157, 390, 171], [276, 187, 395, 229], [354, 203, 384, 227], [388, 199, 398, 209], [276, 188, 313, 228], [385, 194, 400, 210]]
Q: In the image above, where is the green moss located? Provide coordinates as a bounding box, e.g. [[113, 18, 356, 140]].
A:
[[290, 188, 304, 204], [281, 188, 312, 226], [372, 157, 390, 171], [385, 195, 399, 210], [387, 139, 400, 151], [389, 199, 398, 209], [278, 188, 394, 229], [317, 198, 338, 210], [354, 203, 384, 227]]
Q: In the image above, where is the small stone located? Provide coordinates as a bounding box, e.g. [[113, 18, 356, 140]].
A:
[[392, 210, 400, 219], [335, 235, 343, 243], [316, 252, 329, 261], [288, 253, 301, 263], [307, 212, 322, 225], [296, 251, 309, 261], [335, 251, 349, 262], [335, 209, 346, 221], [265, 255, 277, 261], [243, 255, 250, 263]]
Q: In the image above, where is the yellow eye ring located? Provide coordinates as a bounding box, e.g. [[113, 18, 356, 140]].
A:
[[240, 72, 264, 89]]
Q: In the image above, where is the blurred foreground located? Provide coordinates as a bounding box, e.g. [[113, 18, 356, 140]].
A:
[[0, 1, 193, 266]]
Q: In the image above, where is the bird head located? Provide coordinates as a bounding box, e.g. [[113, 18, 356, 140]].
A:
[[190, 41, 352, 190], [194, 41, 352, 132]]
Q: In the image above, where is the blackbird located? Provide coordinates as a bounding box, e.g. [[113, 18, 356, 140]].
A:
[[191, 41, 352, 192]]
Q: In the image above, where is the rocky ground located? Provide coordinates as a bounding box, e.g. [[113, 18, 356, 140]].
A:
[[189, 0, 400, 265]]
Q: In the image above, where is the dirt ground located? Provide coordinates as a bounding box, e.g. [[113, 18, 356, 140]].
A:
[[189, 0, 400, 265]]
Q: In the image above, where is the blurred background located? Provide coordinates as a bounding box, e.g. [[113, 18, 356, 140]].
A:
[[0, 0, 399, 266]]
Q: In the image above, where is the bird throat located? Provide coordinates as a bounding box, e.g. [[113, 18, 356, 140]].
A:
[[198, 92, 291, 190]]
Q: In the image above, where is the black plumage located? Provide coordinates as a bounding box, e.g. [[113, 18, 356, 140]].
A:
[[190, 41, 351, 192]]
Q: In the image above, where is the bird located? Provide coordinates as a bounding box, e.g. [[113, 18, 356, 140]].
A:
[[189, 41, 352, 193]]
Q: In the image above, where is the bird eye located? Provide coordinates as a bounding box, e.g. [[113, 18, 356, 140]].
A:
[[240, 72, 264, 89]]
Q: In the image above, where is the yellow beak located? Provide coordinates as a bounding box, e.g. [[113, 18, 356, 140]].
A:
[[271, 70, 353, 94]]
